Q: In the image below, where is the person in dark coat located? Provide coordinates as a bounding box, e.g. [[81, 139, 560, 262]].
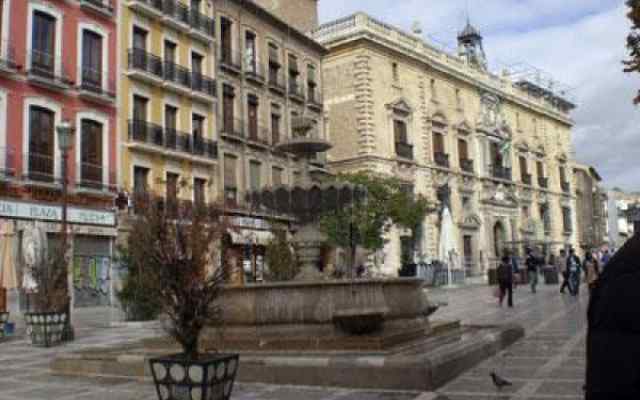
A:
[[585, 233, 640, 399], [496, 255, 514, 308]]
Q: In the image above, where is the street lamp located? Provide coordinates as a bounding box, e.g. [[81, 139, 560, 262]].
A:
[[56, 120, 75, 341]]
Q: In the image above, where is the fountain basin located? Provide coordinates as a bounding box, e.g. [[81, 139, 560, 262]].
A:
[[203, 278, 431, 351]]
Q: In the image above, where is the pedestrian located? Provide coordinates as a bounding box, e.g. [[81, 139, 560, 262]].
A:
[[525, 247, 539, 293], [496, 255, 513, 307], [566, 248, 582, 296], [600, 249, 611, 271], [584, 252, 600, 295], [558, 249, 569, 293], [585, 233, 640, 399]]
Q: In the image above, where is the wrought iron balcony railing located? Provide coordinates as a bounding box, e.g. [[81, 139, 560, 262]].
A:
[[128, 119, 217, 160], [219, 49, 242, 73], [27, 50, 73, 88], [189, 9, 215, 38], [307, 88, 323, 109], [245, 60, 265, 84], [191, 73, 217, 97], [220, 117, 245, 141], [460, 158, 474, 173], [163, 0, 190, 26], [538, 176, 549, 188], [395, 141, 414, 160], [434, 152, 450, 168], [268, 68, 286, 94], [491, 164, 512, 180], [247, 124, 271, 147], [288, 81, 305, 102], [79, 0, 115, 17], [164, 60, 192, 88], [521, 173, 532, 185], [128, 48, 164, 78], [79, 66, 116, 100]]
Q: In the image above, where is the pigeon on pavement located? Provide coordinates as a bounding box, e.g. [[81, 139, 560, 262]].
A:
[[490, 371, 513, 389]]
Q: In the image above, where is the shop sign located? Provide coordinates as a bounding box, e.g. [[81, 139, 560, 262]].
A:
[[0, 199, 115, 227], [231, 216, 271, 230]]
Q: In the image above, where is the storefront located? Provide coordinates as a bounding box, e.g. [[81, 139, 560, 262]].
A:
[[0, 198, 117, 311], [224, 217, 275, 284]]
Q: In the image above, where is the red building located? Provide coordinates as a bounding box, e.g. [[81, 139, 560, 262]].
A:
[[0, 0, 119, 311]]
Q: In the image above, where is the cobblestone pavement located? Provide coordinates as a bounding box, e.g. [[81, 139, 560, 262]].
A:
[[0, 281, 587, 399], [430, 281, 589, 400]]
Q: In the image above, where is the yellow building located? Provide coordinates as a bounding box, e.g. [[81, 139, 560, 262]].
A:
[[313, 14, 579, 276], [118, 0, 218, 206]]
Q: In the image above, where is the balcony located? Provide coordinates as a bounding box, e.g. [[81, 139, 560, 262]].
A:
[[246, 124, 271, 150], [162, 0, 190, 32], [0, 41, 19, 75], [126, 0, 164, 19], [460, 158, 474, 174], [538, 176, 549, 188], [434, 152, 450, 168], [220, 118, 245, 142], [76, 161, 118, 193], [245, 61, 266, 85], [128, 119, 218, 162], [127, 48, 164, 85], [27, 50, 73, 91], [78, 66, 116, 104], [127, 49, 216, 101], [561, 181, 571, 194], [307, 87, 323, 111], [288, 82, 305, 103], [395, 141, 413, 160], [0, 147, 17, 180], [79, 0, 115, 18], [268, 68, 286, 95], [219, 49, 242, 75], [490, 164, 512, 181], [188, 9, 216, 43], [521, 173, 532, 186]]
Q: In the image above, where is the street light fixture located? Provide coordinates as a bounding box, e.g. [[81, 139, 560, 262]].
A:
[[56, 119, 75, 341]]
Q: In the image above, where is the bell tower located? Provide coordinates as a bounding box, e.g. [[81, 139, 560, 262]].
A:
[[457, 20, 487, 71]]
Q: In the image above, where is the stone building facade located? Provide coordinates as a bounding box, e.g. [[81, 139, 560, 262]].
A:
[[313, 13, 579, 277], [573, 164, 608, 251]]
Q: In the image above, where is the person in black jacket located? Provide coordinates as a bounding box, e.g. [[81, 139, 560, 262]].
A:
[[525, 248, 539, 293], [497, 255, 514, 308], [585, 233, 640, 399]]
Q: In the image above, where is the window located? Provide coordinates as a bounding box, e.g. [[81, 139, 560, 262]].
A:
[[249, 160, 261, 191], [192, 52, 203, 75], [32, 11, 56, 74], [192, 113, 205, 153], [455, 88, 462, 108], [463, 235, 473, 266], [80, 119, 103, 188], [392, 62, 398, 81], [272, 166, 283, 186], [268, 43, 280, 84], [519, 156, 529, 182], [82, 30, 103, 89], [166, 172, 179, 214], [222, 84, 235, 134], [462, 196, 470, 208], [288, 54, 299, 91], [433, 132, 445, 155], [540, 204, 551, 232], [133, 26, 147, 50], [28, 106, 55, 182], [133, 166, 149, 194], [223, 154, 237, 200], [194, 177, 206, 206], [430, 79, 437, 100], [165, 105, 177, 134], [394, 120, 407, 143], [458, 138, 469, 161], [562, 207, 572, 233], [220, 17, 233, 64], [245, 31, 256, 72], [307, 64, 317, 101], [559, 165, 567, 183], [247, 95, 259, 140], [164, 40, 177, 80], [522, 205, 530, 218], [490, 141, 502, 167], [271, 105, 281, 144]]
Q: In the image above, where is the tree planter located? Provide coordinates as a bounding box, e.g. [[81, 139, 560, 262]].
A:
[[149, 353, 239, 400], [24, 311, 67, 347], [0, 312, 9, 338]]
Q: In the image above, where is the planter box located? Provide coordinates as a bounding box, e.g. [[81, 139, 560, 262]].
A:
[[24, 311, 67, 347], [0, 312, 8, 338], [149, 353, 239, 400]]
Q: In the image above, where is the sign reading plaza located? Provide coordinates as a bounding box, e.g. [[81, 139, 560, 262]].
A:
[[0, 199, 116, 227]]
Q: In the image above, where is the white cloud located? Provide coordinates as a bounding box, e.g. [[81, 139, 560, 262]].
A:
[[319, 0, 640, 190]]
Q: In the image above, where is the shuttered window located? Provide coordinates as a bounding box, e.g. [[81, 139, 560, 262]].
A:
[[80, 119, 103, 186], [28, 106, 55, 181]]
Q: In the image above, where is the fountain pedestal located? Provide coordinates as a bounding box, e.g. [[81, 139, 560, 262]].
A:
[[292, 225, 327, 281]]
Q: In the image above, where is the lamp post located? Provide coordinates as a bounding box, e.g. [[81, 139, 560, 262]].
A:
[[56, 120, 75, 341]]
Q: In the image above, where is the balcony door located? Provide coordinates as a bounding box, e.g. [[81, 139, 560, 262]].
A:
[[165, 105, 178, 149], [458, 138, 468, 164], [222, 85, 235, 133], [164, 40, 177, 81], [80, 119, 103, 188], [247, 97, 258, 140], [220, 17, 233, 63], [191, 52, 203, 89], [245, 31, 256, 73], [32, 11, 56, 75], [133, 95, 149, 142], [192, 114, 205, 153], [28, 106, 55, 182], [519, 155, 528, 181], [82, 30, 103, 89]]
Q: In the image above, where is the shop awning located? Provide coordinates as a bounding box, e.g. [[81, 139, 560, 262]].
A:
[[229, 230, 274, 246], [0, 223, 18, 290]]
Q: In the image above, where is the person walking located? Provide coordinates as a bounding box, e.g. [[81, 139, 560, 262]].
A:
[[525, 248, 539, 293], [496, 255, 514, 307], [600, 249, 611, 272], [584, 252, 600, 295], [558, 249, 569, 293], [566, 248, 582, 296]]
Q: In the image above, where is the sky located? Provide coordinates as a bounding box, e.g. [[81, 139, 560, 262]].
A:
[[318, 0, 640, 192]]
